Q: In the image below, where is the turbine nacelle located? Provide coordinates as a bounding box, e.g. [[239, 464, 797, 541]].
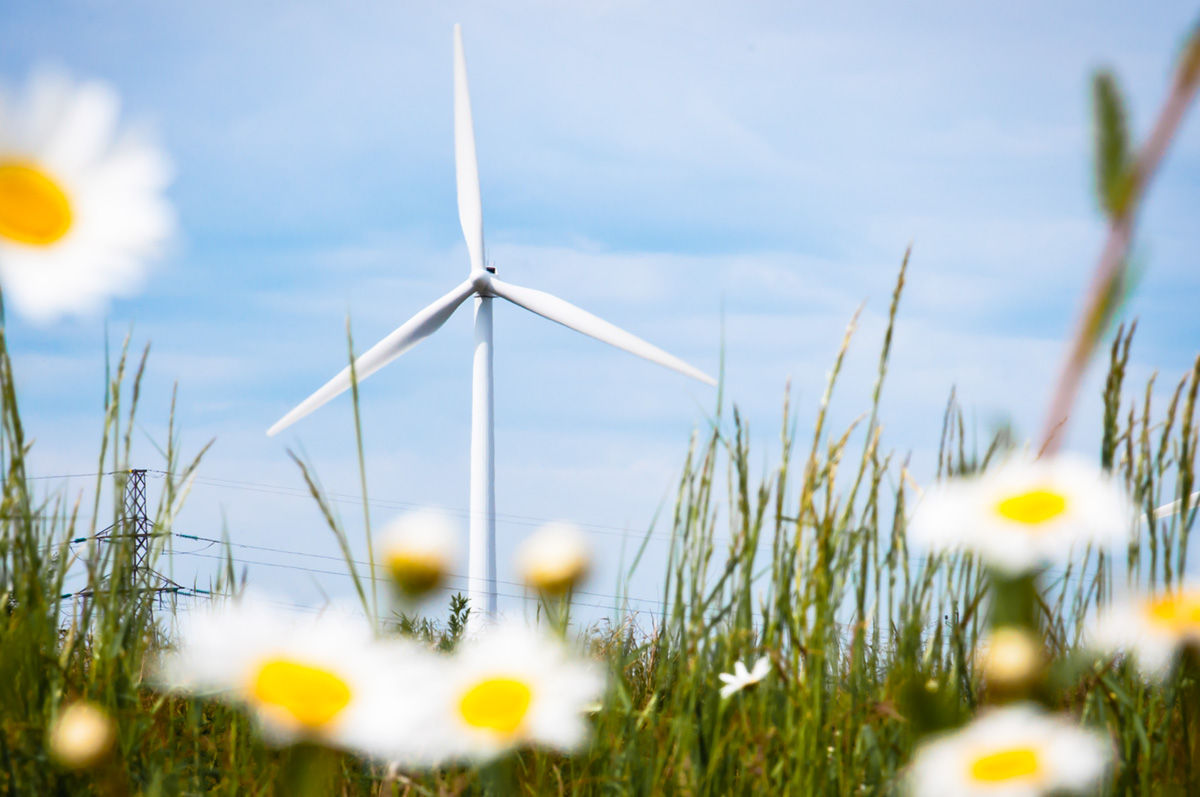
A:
[[470, 268, 495, 296]]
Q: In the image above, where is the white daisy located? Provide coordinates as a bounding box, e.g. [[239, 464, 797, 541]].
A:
[[409, 622, 605, 765], [1090, 586, 1200, 676], [718, 657, 771, 699], [159, 598, 425, 758], [376, 511, 460, 599], [516, 522, 590, 595], [909, 455, 1135, 575], [906, 704, 1112, 796], [0, 69, 172, 322]]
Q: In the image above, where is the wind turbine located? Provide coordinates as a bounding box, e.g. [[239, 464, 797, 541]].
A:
[[268, 24, 715, 626]]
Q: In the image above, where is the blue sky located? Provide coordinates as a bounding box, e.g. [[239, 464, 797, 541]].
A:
[[4, 1, 1198, 622]]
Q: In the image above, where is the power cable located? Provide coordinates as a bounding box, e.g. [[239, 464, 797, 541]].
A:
[[170, 548, 650, 617], [146, 469, 686, 544], [172, 531, 666, 609]]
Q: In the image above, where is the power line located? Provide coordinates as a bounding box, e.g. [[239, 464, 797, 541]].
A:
[[170, 592, 356, 618], [165, 537, 790, 624], [30, 468, 712, 557], [30, 468, 693, 545], [53, 513, 821, 628], [149, 469, 683, 544], [172, 531, 666, 609], [50, 523, 677, 613], [170, 548, 655, 617], [28, 471, 119, 480]]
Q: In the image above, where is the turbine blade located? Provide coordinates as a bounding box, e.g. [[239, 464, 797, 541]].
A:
[[489, 277, 716, 386], [453, 24, 485, 272], [268, 279, 476, 436], [1155, 490, 1200, 519]]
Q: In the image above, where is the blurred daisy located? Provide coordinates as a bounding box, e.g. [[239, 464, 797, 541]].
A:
[[978, 627, 1043, 690], [412, 622, 605, 764], [1091, 586, 1200, 676], [910, 455, 1134, 575], [718, 657, 770, 699], [0, 69, 172, 322], [516, 522, 590, 595], [49, 700, 114, 769], [907, 704, 1111, 796], [160, 598, 425, 758], [377, 511, 459, 598]]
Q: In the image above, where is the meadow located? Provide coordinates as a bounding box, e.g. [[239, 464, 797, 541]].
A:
[[1, 17, 1199, 797]]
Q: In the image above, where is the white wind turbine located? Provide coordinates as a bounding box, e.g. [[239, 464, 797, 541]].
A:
[[268, 24, 715, 625]]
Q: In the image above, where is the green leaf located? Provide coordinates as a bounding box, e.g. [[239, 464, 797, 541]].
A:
[[1092, 71, 1133, 217]]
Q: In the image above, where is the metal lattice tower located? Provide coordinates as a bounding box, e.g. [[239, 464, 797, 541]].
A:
[[83, 468, 187, 607], [124, 469, 152, 579]]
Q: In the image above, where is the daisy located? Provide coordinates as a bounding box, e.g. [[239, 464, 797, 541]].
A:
[[48, 701, 115, 769], [376, 511, 459, 598], [909, 455, 1134, 575], [0, 69, 172, 322], [977, 628, 1043, 690], [1090, 586, 1200, 676], [516, 522, 590, 595], [409, 622, 605, 765], [159, 598, 426, 758], [906, 704, 1112, 796], [718, 657, 770, 699]]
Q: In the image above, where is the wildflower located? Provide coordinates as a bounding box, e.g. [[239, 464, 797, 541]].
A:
[[412, 622, 605, 764], [48, 701, 114, 769], [516, 522, 590, 594], [978, 627, 1043, 690], [0, 70, 172, 322], [377, 511, 459, 598], [1090, 586, 1200, 676], [906, 704, 1111, 796], [718, 657, 770, 699], [909, 455, 1134, 575], [160, 599, 422, 758]]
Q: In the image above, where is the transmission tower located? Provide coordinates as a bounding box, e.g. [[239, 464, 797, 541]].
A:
[[124, 469, 153, 578], [81, 468, 188, 607]]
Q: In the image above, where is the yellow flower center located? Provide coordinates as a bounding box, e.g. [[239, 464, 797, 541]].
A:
[[982, 629, 1041, 686], [0, 162, 73, 246], [387, 550, 446, 596], [252, 659, 352, 728], [459, 677, 532, 734], [997, 489, 1067, 525], [969, 746, 1041, 782], [50, 702, 115, 769], [1145, 593, 1200, 631], [526, 558, 587, 595]]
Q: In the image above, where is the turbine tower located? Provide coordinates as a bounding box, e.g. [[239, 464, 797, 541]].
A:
[[268, 24, 715, 626]]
